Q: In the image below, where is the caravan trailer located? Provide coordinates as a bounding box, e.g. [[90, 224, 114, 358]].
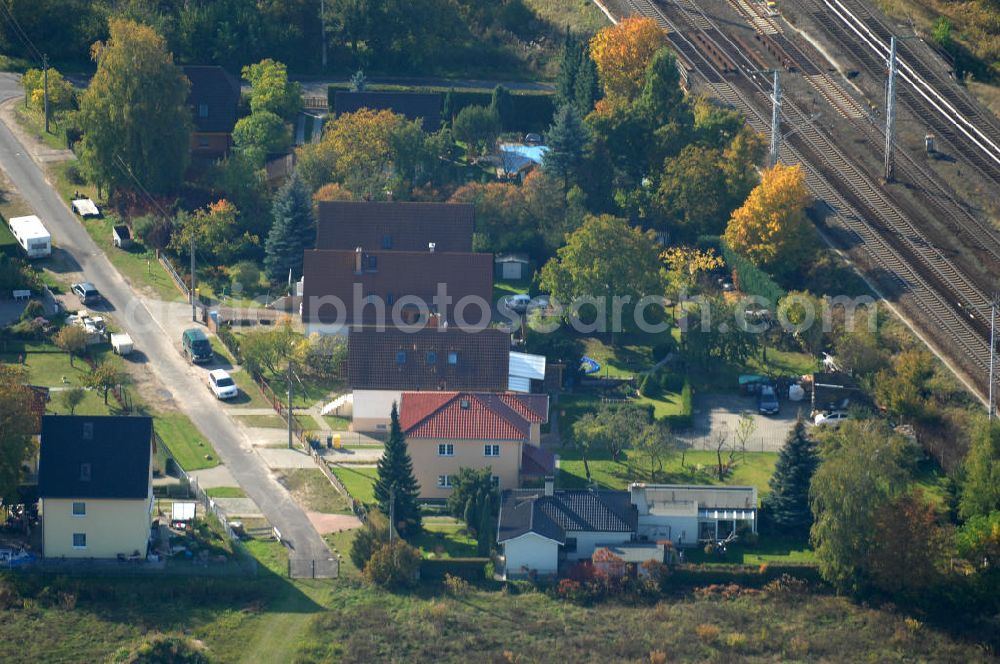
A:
[[8, 215, 51, 258]]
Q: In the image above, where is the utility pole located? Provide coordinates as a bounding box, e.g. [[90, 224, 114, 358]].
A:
[[287, 359, 294, 449], [884, 36, 898, 182], [42, 54, 49, 134], [190, 235, 197, 322], [320, 0, 327, 69], [769, 70, 781, 168], [990, 296, 997, 420]]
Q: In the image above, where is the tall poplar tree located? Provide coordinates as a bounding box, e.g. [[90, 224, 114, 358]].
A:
[[264, 172, 315, 284], [373, 403, 422, 537]]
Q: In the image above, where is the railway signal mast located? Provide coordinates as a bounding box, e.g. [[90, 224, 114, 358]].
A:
[[770, 70, 782, 167], [884, 36, 898, 182]]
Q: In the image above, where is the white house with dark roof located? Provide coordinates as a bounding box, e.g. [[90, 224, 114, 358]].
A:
[[38, 415, 154, 559], [496, 479, 637, 579], [630, 484, 758, 547]]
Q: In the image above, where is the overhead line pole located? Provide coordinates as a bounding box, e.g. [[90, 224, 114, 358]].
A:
[[190, 236, 197, 322], [287, 359, 294, 449], [990, 296, 997, 420], [42, 53, 49, 134], [769, 70, 781, 167], [884, 36, 898, 182]]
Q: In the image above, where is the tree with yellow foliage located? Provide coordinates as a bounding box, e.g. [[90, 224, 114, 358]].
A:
[[722, 163, 815, 275], [590, 17, 667, 100], [661, 246, 723, 297]]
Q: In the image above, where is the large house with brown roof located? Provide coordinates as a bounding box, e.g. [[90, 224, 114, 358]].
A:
[[343, 327, 510, 432], [183, 66, 241, 159], [315, 201, 474, 253], [300, 248, 493, 335], [400, 391, 551, 499], [333, 91, 442, 133]]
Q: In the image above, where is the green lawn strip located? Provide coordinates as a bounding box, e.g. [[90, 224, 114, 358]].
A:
[[324, 529, 361, 578], [154, 412, 220, 471], [47, 388, 112, 416], [14, 106, 67, 151], [524, 0, 609, 34], [265, 373, 342, 409], [227, 369, 273, 409], [684, 534, 816, 565], [912, 457, 954, 514], [0, 220, 16, 248], [330, 465, 377, 505], [557, 448, 777, 496], [635, 390, 684, 418], [233, 414, 287, 429], [0, 343, 90, 386], [205, 486, 246, 498], [209, 337, 235, 365], [275, 468, 353, 514], [580, 329, 671, 379], [323, 415, 350, 430], [692, 349, 819, 392], [492, 278, 531, 304], [411, 522, 478, 559]]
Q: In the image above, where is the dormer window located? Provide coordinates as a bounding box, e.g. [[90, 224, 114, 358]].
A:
[[460, 399, 470, 410], [426, 351, 436, 365], [395, 351, 407, 365], [82, 422, 93, 440], [382, 235, 393, 249], [367, 255, 378, 272], [448, 352, 458, 365], [79, 463, 91, 482]]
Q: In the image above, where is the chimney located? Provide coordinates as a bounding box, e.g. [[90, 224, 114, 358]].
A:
[[428, 242, 436, 253], [354, 247, 363, 274], [544, 476, 554, 497]]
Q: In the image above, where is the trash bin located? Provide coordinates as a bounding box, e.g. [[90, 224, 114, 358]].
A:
[[326, 435, 333, 449]]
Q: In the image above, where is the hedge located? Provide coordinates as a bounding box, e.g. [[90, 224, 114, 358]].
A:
[[421, 557, 490, 581], [663, 379, 693, 430], [671, 563, 822, 588], [216, 324, 242, 363], [720, 241, 785, 309]]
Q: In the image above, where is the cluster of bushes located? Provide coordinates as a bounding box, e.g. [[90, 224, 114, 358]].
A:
[[720, 240, 785, 308], [350, 511, 422, 589], [637, 369, 684, 398], [550, 559, 672, 605]]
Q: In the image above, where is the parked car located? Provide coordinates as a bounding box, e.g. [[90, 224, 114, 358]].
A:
[[758, 385, 779, 415], [814, 411, 849, 428], [71, 281, 101, 305], [500, 293, 531, 314], [181, 328, 214, 364], [207, 369, 238, 400]]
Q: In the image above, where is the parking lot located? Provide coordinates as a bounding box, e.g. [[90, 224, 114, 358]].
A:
[[678, 392, 806, 452]]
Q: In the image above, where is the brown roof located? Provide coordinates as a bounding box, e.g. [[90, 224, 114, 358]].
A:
[[348, 327, 510, 391], [315, 201, 473, 252], [400, 392, 548, 440], [301, 249, 493, 327], [183, 66, 240, 134], [333, 91, 442, 132]]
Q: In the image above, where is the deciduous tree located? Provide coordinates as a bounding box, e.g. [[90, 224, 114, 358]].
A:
[[448, 180, 535, 254], [452, 105, 500, 158], [762, 420, 818, 537], [363, 540, 422, 588], [78, 19, 191, 196], [0, 366, 36, 503], [83, 358, 126, 405], [170, 200, 257, 264], [22, 67, 75, 111], [960, 418, 1000, 520], [590, 17, 667, 99], [868, 489, 950, 596], [241, 59, 302, 120], [661, 246, 723, 298], [572, 404, 650, 461], [54, 325, 88, 367], [232, 110, 291, 166], [237, 322, 306, 378], [634, 420, 677, 480], [722, 163, 815, 276], [873, 349, 934, 423], [264, 173, 315, 284], [373, 403, 422, 537], [60, 387, 86, 416]]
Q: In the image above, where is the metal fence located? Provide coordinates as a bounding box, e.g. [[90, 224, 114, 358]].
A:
[[157, 250, 189, 298], [289, 555, 339, 579], [678, 433, 790, 453]]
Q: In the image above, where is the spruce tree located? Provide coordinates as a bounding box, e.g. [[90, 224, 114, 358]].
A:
[[442, 87, 456, 128], [762, 420, 819, 537], [543, 103, 588, 190], [373, 403, 423, 537], [556, 28, 581, 108], [574, 48, 601, 114], [490, 85, 514, 132], [264, 171, 315, 285]]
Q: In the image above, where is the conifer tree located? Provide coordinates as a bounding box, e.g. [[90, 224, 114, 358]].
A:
[[490, 85, 514, 131], [543, 103, 588, 190], [574, 48, 601, 114], [556, 29, 581, 108], [373, 403, 422, 537], [762, 420, 819, 536], [264, 172, 315, 284]]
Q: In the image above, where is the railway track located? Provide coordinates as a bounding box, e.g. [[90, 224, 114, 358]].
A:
[[611, 0, 994, 396], [801, 0, 1000, 184]]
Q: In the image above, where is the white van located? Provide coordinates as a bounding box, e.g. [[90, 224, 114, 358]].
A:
[[8, 215, 51, 258]]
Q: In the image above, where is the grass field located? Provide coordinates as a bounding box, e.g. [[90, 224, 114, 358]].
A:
[[331, 465, 377, 505], [525, 0, 609, 34], [234, 413, 286, 428], [227, 369, 273, 409], [684, 535, 816, 565], [154, 412, 220, 471], [557, 448, 778, 496], [275, 468, 353, 514], [0, 344, 91, 387], [14, 106, 67, 151], [410, 521, 478, 559], [205, 486, 247, 498], [323, 415, 350, 430]]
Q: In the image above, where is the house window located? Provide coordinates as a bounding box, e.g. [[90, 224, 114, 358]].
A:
[[72, 502, 86, 517], [491, 475, 500, 487], [79, 463, 91, 482], [565, 537, 577, 553], [366, 255, 378, 272], [484, 444, 500, 457], [395, 351, 407, 365], [199, 103, 209, 118], [382, 235, 393, 249], [198, 136, 210, 148], [72, 533, 86, 549], [438, 443, 454, 456], [426, 351, 437, 365], [460, 399, 470, 410], [437, 475, 453, 488], [82, 423, 93, 440], [448, 351, 458, 365]]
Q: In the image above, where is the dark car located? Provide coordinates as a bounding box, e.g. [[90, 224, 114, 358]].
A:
[[181, 328, 214, 364], [758, 384, 779, 416], [71, 281, 101, 305]]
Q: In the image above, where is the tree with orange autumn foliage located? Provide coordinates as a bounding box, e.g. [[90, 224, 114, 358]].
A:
[[722, 163, 815, 275], [589, 17, 667, 100], [312, 182, 354, 205]]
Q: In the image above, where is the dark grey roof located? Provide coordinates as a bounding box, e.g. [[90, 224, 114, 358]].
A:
[[184, 66, 241, 134], [333, 91, 442, 132], [497, 489, 637, 543], [38, 416, 152, 500], [315, 201, 474, 252]]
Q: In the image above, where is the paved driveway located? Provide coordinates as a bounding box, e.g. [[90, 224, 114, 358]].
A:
[[0, 76, 332, 567], [678, 392, 806, 452]]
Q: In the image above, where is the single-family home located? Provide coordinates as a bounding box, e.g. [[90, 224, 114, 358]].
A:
[[315, 201, 473, 253], [497, 143, 548, 180], [300, 248, 493, 335], [345, 326, 510, 431], [333, 91, 443, 133], [630, 484, 758, 547], [497, 480, 637, 579], [183, 65, 241, 159], [400, 391, 550, 499], [37, 415, 154, 559]]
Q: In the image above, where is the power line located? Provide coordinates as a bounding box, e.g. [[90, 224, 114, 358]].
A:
[[0, 1, 43, 63]]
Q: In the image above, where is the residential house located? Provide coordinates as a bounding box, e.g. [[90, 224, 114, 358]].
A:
[[630, 484, 758, 547], [315, 201, 473, 253], [333, 91, 443, 133], [497, 143, 548, 180], [183, 66, 241, 158], [345, 326, 510, 431], [497, 480, 637, 578], [37, 415, 154, 559], [399, 391, 550, 499], [300, 248, 493, 335]]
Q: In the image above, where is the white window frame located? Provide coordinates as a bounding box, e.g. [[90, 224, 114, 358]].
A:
[[437, 475, 452, 488], [72, 501, 86, 517], [438, 443, 454, 457], [484, 444, 500, 457], [72, 533, 86, 549]]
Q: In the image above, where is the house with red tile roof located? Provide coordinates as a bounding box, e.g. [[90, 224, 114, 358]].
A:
[[399, 391, 551, 499]]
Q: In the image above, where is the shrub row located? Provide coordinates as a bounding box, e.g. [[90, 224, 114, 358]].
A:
[[671, 563, 821, 588], [721, 241, 786, 308], [420, 557, 489, 581], [663, 379, 694, 430], [216, 324, 242, 363]]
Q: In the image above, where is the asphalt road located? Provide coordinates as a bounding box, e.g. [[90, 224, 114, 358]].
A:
[[0, 74, 333, 567]]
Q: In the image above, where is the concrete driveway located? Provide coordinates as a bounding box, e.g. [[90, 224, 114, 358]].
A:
[[678, 392, 807, 452], [0, 74, 333, 567]]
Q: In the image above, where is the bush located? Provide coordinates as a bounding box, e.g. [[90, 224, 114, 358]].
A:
[[20, 300, 45, 321], [122, 635, 209, 663], [215, 324, 241, 362], [662, 378, 693, 429], [230, 260, 261, 295], [302, 333, 347, 379], [64, 161, 85, 185], [695, 624, 721, 643], [420, 557, 490, 581], [652, 339, 674, 361], [349, 522, 387, 571], [658, 371, 684, 393], [0, 254, 42, 292], [132, 214, 173, 251], [363, 540, 422, 589]]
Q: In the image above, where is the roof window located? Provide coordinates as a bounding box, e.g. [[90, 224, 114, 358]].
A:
[[426, 351, 436, 365], [460, 399, 470, 410], [382, 235, 393, 249], [79, 463, 91, 482], [448, 351, 458, 365], [199, 103, 209, 118], [82, 422, 93, 440], [395, 351, 407, 365]]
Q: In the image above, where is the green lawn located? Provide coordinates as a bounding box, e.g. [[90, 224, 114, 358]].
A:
[[323, 415, 350, 430], [492, 278, 531, 304], [410, 521, 478, 559], [557, 448, 778, 496], [266, 373, 343, 409], [48, 388, 113, 416], [525, 0, 609, 34], [324, 529, 361, 578], [154, 412, 220, 471], [691, 348, 818, 392], [205, 486, 246, 498], [0, 344, 90, 387], [0, 220, 16, 249], [684, 534, 816, 565], [14, 106, 67, 151], [581, 329, 674, 379], [227, 369, 273, 409], [275, 468, 353, 514], [234, 414, 287, 429], [331, 464, 377, 505], [636, 389, 684, 418]]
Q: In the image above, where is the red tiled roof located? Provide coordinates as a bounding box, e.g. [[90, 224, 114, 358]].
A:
[[499, 393, 549, 423], [401, 392, 545, 441]]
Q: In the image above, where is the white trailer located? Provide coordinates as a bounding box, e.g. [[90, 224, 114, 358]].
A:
[[8, 215, 51, 258], [111, 333, 134, 356]]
